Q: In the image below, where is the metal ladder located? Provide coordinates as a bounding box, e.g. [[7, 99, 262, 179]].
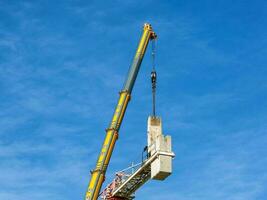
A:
[[111, 151, 174, 199]]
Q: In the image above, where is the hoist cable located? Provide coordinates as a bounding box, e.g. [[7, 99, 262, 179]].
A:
[[151, 39, 156, 71], [151, 39, 157, 117]]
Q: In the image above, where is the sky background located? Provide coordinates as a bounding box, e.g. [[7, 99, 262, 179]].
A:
[[0, 0, 267, 200]]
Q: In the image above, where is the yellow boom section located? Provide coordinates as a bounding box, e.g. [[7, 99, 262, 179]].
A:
[[85, 23, 157, 200]]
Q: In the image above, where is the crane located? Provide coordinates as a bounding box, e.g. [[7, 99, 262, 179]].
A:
[[85, 23, 157, 200]]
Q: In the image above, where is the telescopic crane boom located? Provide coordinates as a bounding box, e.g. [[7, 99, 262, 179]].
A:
[[85, 23, 157, 200]]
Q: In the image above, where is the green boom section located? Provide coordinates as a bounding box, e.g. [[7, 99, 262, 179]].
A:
[[85, 23, 156, 200]]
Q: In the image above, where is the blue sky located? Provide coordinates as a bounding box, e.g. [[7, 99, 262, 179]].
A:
[[0, 0, 267, 199]]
